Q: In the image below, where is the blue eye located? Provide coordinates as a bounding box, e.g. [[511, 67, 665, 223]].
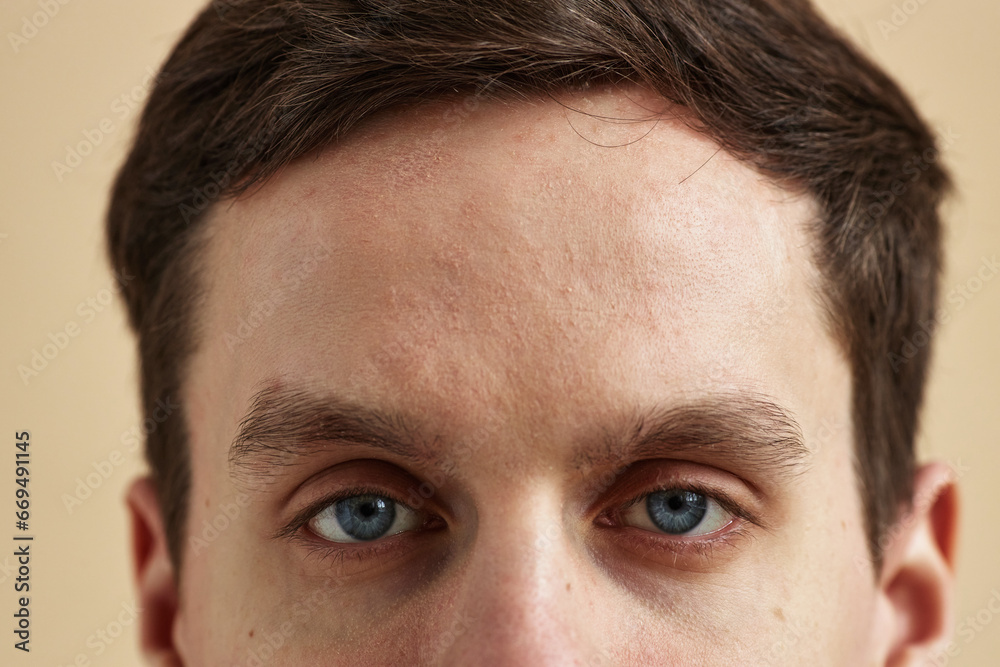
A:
[[622, 489, 732, 536], [647, 490, 706, 534], [309, 494, 423, 543]]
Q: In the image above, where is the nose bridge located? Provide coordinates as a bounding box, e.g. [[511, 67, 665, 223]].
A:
[[438, 485, 608, 666]]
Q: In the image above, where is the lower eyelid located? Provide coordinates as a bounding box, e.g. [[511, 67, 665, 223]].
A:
[[295, 518, 749, 570], [292, 529, 412, 570], [612, 518, 752, 565]]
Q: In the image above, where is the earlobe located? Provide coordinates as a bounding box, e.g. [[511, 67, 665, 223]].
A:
[[126, 476, 184, 666], [876, 461, 960, 666]]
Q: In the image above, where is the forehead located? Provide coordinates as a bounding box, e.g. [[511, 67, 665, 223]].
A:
[[194, 85, 834, 444]]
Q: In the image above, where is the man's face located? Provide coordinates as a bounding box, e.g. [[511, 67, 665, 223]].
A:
[[176, 85, 877, 664]]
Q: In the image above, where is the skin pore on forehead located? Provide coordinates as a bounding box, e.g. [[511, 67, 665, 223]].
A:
[[175, 84, 872, 664], [197, 84, 833, 430]]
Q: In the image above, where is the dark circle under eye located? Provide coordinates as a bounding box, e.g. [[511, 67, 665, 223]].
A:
[[646, 490, 708, 535], [333, 494, 397, 541]]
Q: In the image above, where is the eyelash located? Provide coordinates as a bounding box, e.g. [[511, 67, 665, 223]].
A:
[[282, 480, 761, 566], [602, 482, 762, 563]]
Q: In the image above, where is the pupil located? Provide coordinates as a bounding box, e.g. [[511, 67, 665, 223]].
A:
[[667, 496, 684, 511]]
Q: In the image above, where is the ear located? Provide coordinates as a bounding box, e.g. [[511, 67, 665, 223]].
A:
[[126, 476, 184, 666], [875, 461, 960, 666]]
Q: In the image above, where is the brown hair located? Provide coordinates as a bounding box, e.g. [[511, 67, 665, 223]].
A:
[[107, 0, 951, 572]]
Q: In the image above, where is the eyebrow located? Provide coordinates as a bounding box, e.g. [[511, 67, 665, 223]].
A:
[[570, 394, 810, 480], [229, 382, 444, 484], [229, 382, 810, 487]]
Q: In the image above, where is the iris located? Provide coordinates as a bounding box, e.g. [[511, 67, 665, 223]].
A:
[[646, 490, 708, 534], [333, 494, 397, 541]]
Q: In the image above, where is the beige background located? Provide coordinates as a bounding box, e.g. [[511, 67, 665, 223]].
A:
[[0, 0, 996, 664]]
